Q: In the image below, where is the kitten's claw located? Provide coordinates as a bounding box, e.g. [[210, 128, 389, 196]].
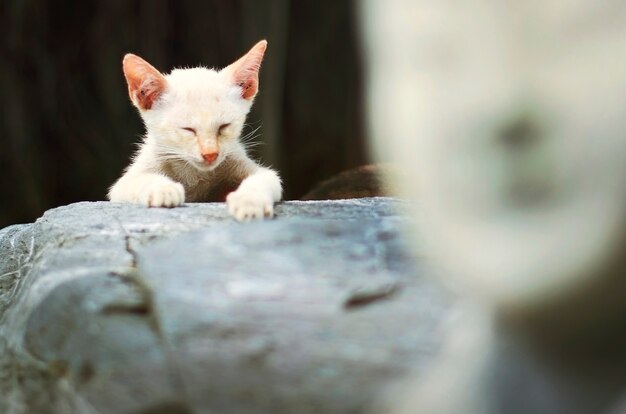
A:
[[226, 190, 274, 221], [140, 181, 185, 208]]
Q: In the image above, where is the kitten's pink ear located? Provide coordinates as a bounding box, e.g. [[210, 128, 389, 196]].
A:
[[224, 40, 267, 100], [122, 54, 167, 110]]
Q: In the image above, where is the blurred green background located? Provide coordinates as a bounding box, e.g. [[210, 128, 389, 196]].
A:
[[0, 0, 367, 228]]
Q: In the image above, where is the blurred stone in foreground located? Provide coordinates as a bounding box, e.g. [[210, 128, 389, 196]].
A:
[[361, 0, 626, 413], [0, 199, 451, 414]]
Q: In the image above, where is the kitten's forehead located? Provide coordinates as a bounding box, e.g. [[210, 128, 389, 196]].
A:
[[158, 67, 248, 122], [166, 67, 237, 100]]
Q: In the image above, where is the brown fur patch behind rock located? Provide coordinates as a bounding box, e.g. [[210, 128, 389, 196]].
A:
[[301, 164, 389, 200]]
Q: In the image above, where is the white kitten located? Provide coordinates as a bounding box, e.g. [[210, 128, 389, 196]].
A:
[[108, 40, 282, 221]]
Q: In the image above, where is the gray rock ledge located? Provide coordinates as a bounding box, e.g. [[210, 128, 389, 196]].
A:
[[0, 198, 451, 414]]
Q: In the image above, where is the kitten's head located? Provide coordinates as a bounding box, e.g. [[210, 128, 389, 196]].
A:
[[122, 40, 267, 171]]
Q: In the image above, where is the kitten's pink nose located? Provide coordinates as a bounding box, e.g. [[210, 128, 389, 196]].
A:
[[202, 152, 219, 164]]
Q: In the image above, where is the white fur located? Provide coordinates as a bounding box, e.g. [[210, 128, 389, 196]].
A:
[[108, 63, 282, 221]]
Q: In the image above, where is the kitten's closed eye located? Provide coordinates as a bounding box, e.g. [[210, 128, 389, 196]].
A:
[[218, 123, 231, 135], [182, 127, 196, 134]]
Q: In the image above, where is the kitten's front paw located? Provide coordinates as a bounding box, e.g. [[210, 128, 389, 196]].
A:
[[226, 190, 274, 221], [139, 180, 185, 208]]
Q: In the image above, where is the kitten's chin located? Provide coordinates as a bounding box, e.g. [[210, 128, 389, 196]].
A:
[[192, 159, 221, 172]]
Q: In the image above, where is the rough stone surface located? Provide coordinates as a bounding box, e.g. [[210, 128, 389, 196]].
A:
[[0, 198, 452, 414]]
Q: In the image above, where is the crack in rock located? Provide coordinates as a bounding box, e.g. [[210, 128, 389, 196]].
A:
[[110, 216, 193, 412], [343, 282, 401, 310]]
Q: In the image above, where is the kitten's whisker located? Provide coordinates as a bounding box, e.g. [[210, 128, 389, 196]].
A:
[[155, 151, 185, 158], [240, 135, 263, 148], [242, 141, 265, 149], [242, 120, 262, 131], [239, 125, 262, 143], [154, 153, 189, 162], [245, 133, 262, 140]]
